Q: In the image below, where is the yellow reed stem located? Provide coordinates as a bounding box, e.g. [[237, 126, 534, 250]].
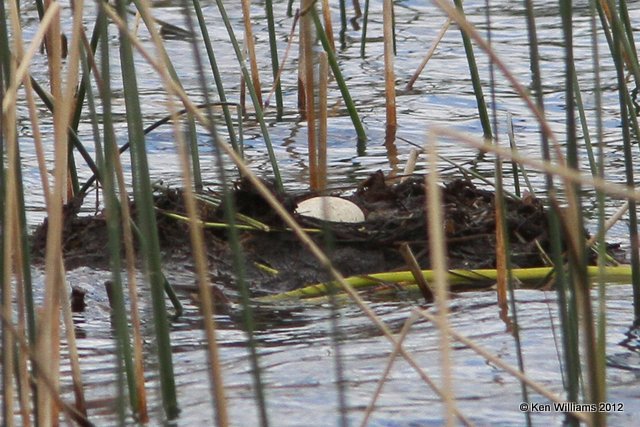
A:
[[241, 0, 263, 106], [318, 52, 329, 191], [382, 0, 396, 129]]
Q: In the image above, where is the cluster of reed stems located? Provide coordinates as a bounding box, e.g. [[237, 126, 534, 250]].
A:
[[1, 0, 639, 426]]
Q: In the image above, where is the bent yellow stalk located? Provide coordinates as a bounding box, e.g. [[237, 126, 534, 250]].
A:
[[259, 265, 635, 302]]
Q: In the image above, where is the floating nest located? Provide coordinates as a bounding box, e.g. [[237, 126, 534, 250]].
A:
[[30, 171, 605, 294]]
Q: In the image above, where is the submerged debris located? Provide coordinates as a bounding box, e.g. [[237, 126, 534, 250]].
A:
[[30, 172, 602, 294]]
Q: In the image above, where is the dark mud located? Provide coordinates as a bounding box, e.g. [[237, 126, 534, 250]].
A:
[[30, 172, 600, 294]]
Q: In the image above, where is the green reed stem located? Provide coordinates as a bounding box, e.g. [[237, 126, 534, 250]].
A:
[[618, 1, 639, 86], [589, 0, 608, 406], [608, 9, 640, 322], [90, 25, 140, 415], [190, 0, 240, 153], [495, 147, 531, 426], [112, 0, 179, 418], [452, 0, 492, 142], [265, 0, 284, 119], [287, 0, 295, 17], [0, 8, 8, 425], [132, 0, 203, 190], [213, 0, 282, 190], [594, 4, 640, 151], [27, 78, 102, 183], [599, 1, 640, 86], [180, 2, 266, 424], [360, 0, 370, 57], [561, 3, 605, 424], [506, 114, 521, 197], [484, 5, 530, 422], [339, 0, 347, 49], [187, 115, 203, 191], [310, 7, 367, 142], [523, 0, 578, 413], [571, 72, 596, 174]]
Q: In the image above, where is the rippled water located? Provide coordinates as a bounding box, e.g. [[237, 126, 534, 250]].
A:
[[13, 0, 640, 425]]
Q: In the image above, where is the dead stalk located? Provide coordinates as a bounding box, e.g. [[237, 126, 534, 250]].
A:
[[406, 18, 451, 90], [382, 0, 396, 129], [426, 133, 456, 426], [319, 52, 329, 191], [241, 0, 263, 106]]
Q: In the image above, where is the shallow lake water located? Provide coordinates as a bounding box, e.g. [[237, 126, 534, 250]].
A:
[[11, 0, 640, 425]]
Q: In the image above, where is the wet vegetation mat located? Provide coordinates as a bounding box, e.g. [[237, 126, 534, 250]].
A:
[[30, 172, 617, 295]]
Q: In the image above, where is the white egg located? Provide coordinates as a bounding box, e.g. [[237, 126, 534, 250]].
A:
[[295, 196, 365, 223]]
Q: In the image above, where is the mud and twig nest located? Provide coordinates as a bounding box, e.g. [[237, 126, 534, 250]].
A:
[[31, 172, 595, 293]]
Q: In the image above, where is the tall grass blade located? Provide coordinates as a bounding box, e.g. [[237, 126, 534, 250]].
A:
[[265, 0, 284, 119], [321, 0, 336, 50], [92, 12, 143, 417], [560, 3, 604, 425], [112, 0, 179, 417], [301, 0, 318, 189], [452, 0, 492, 142], [360, 0, 370, 57], [339, 0, 347, 48], [589, 0, 608, 408], [212, 0, 283, 190], [190, 0, 239, 152], [603, 0, 640, 320], [319, 52, 328, 190], [240, 0, 263, 107], [382, 0, 396, 130], [176, 2, 236, 425], [426, 133, 456, 426], [309, 7, 367, 142]]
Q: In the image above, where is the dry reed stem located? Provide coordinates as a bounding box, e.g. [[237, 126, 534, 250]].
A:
[[84, 10, 149, 415], [134, 0, 229, 423], [57, 1, 89, 415], [1, 4, 59, 111], [360, 313, 427, 426], [319, 51, 328, 191], [426, 134, 456, 426], [406, 18, 451, 90], [494, 148, 508, 310], [36, 1, 66, 423], [241, 0, 263, 106], [587, 201, 629, 247], [114, 141, 149, 422], [98, 11, 487, 425], [435, 0, 585, 287], [400, 148, 419, 182], [264, 10, 299, 109], [5, 0, 51, 209], [399, 243, 432, 301], [430, 0, 565, 164], [58, 256, 87, 416], [430, 126, 640, 202], [415, 308, 592, 424], [12, 223, 32, 427], [3, 3, 27, 425], [321, 0, 336, 50], [382, 0, 396, 129], [0, 312, 93, 426], [2, 68, 18, 427]]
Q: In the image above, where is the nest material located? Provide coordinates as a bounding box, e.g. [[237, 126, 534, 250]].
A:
[[31, 172, 559, 293]]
